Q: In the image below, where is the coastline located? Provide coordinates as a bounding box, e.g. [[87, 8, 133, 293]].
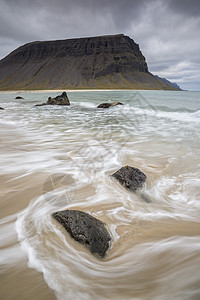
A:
[[0, 90, 199, 299], [0, 89, 120, 94], [0, 88, 182, 94]]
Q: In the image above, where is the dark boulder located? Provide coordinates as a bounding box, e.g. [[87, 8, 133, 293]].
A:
[[52, 210, 111, 258], [0, 107, 4, 110], [46, 92, 70, 105], [111, 166, 146, 192], [97, 101, 123, 108], [35, 92, 70, 107], [15, 96, 24, 99]]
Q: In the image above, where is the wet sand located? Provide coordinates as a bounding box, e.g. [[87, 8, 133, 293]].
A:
[[1, 90, 200, 299]]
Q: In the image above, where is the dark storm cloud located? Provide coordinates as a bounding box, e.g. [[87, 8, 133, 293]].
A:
[[168, 0, 200, 16], [0, 0, 200, 90]]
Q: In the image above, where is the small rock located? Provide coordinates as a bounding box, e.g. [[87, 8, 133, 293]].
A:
[[15, 96, 24, 99], [97, 101, 123, 108], [0, 107, 4, 110], [52, 210, 111, 258], [111, 165, 146, 192], [35, 103, 46, 107]]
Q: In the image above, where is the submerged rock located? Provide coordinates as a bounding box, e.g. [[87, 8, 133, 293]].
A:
[[35, 92, 70, 107], [15, 96, 24, 99], [35, 103, 46, 107], [52, 210, 111, 258], [111, 165, 146, 192], [0, 107, 4, 110], [97, 101, 123, 108]]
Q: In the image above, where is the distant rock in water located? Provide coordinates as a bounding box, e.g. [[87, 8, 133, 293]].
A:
[[154, 75, 182, 90], [52, 210, 111, 258], [0, 34, 178, 90], [35, 92, 70, 106], [0, 107, 4, 110], [35, 103, 46, 107], [15, 96, 24, 99], [111, 166, 147, 192], [46, 92, 70, 105], [97, 101, 123, 108]]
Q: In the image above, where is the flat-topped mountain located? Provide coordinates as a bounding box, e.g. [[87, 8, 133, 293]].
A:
[[0, 34, 177, 90]]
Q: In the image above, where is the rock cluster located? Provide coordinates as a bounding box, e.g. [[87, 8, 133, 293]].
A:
[[2, 89, 147, 257], [52, 165, 147, 258], [35, 93, 125, 109]]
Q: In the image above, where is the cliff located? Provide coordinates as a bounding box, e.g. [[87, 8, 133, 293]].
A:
[[0, 34, 177, 90], [155, 75, 182, 90]]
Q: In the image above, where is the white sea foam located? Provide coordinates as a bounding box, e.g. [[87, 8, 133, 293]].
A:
[[1, 90, 200, 299]]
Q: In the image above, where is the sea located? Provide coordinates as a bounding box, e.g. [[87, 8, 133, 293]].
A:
[[0, 90, 200, 300]]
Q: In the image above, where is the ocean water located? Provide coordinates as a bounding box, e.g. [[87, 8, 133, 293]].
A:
[[0, 90, 200, 300]]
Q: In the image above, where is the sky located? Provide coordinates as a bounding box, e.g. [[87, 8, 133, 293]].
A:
[[0, 0, 200, 90]]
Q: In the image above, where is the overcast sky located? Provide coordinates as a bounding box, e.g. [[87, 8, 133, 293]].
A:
[[0, 0, 200, 90]]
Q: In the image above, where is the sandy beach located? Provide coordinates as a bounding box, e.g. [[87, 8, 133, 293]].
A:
[[0, 90, 200, 299]]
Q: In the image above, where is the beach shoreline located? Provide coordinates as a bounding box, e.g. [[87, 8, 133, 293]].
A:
[[0, 89, 121, 94], [0, 88, 184, 95], [0, 89, 143, 93], [0, 90, 199, 300]]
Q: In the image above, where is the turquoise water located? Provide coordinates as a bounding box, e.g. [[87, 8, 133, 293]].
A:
[[0, 90, 200, 300]]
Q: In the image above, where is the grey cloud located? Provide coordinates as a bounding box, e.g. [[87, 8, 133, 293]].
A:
[[0, 0, 200, 90], [168, 0, 200, 16]]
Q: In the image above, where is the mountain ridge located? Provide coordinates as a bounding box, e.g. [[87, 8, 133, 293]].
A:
[[155, 75, 182, 90], [0, 34, 178, 90]]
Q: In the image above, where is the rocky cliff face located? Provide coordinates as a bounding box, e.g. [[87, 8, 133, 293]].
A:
[[155, 75, 182, 90], [0, 34, 176, 90]]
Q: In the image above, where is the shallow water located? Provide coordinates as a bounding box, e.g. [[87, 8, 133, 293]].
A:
[[0, 90, 200, 299]]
